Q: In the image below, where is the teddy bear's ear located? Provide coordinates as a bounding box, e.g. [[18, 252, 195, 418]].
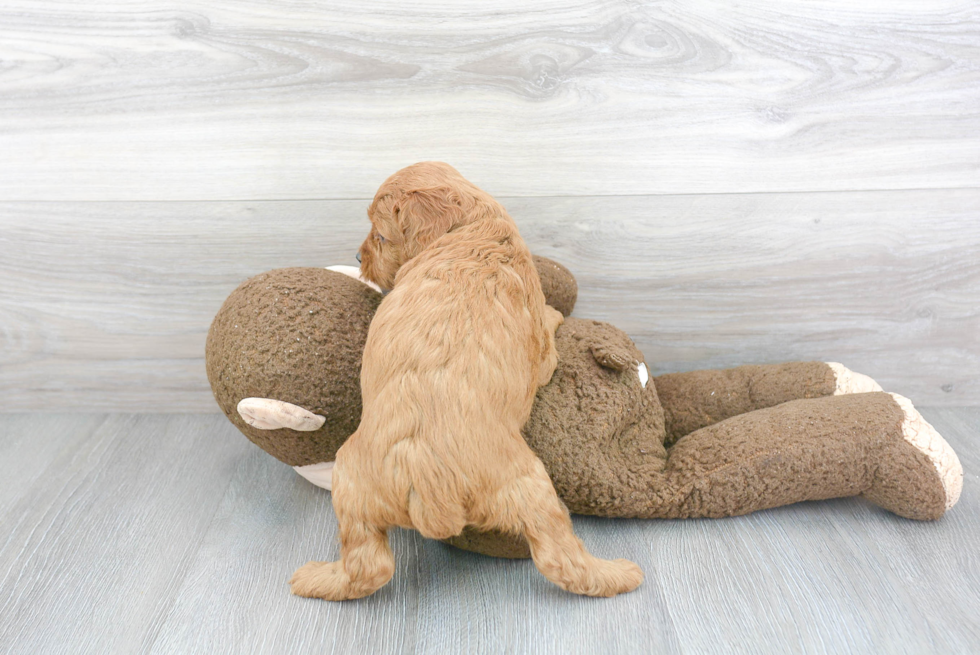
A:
[[589, 340, 635, 372], [532, 255, 578, 317]]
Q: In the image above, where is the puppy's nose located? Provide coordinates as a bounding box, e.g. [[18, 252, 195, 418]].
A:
[[355, 251, 361, 263]]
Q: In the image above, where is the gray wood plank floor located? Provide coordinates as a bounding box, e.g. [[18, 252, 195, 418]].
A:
[[1, 410, 977, 654]]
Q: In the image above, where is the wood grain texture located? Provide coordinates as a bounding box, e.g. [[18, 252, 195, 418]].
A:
[[0, 1, 977, 200], [2, 188, 977, 411], [0, 414, 248, 654], [2, 2, 976, 650], [0, 409, 976, 653]]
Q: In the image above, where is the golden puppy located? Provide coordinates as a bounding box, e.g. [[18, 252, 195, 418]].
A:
[[289, 162, 643, 599]]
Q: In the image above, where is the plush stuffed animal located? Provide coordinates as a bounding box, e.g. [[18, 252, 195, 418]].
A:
[[206, 259, 963, 558]]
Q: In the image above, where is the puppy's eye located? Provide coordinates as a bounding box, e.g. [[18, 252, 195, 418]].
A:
[[375, 234, 386, 244]]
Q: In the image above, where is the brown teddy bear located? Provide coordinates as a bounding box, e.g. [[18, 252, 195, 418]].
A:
[[206, 259, 963, 558]]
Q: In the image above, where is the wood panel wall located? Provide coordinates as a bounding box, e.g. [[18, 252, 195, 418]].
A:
[[1, 1, 977, 409]]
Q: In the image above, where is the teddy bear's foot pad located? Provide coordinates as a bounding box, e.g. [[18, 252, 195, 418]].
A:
[[827, 362, 883, 395]]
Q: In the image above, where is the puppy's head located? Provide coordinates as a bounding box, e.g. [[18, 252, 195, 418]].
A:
[[358, 162, 489, 290]]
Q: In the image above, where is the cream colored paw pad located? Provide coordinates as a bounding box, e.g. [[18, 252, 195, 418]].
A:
[[827, 362, 883, 395]]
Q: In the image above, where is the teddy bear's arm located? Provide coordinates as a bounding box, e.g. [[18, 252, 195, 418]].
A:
[[654, 362, 881, 445]]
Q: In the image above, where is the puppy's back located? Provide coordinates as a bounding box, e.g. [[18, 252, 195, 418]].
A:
[[350, 214, 548, 530]]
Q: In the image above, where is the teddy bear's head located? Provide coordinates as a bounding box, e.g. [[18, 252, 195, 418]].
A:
[[206, 256, 579, 466], [206, 267, 380, 466]]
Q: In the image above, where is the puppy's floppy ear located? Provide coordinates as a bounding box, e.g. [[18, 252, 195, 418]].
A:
[[393, 186, 466, 248]]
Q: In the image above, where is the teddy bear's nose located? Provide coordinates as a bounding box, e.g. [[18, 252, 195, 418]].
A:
[[355, 251, 362, 263]]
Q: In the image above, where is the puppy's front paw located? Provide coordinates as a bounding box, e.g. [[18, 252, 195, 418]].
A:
[[539, 348, 560, 386], [544, 305, 564, 333], [538, 306, 564, 386], [289, 560, 350, 600]]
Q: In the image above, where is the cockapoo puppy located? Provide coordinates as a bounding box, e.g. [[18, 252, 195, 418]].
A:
[[289, 162, 643, 599]]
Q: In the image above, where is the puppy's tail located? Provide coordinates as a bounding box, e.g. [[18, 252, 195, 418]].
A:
[[404, 451, 468, 541]]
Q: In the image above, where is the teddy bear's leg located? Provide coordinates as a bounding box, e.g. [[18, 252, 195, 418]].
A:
[[654, 362, 882, 445], [641, 392, 961, 520], [473, 458, 643, 597], [862, 393, 962, 519], [289, 463, 396, 601]]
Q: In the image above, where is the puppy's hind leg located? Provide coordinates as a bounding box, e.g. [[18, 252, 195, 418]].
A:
[[290, 467, 395, 601], [479, 456, 643, 598]]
